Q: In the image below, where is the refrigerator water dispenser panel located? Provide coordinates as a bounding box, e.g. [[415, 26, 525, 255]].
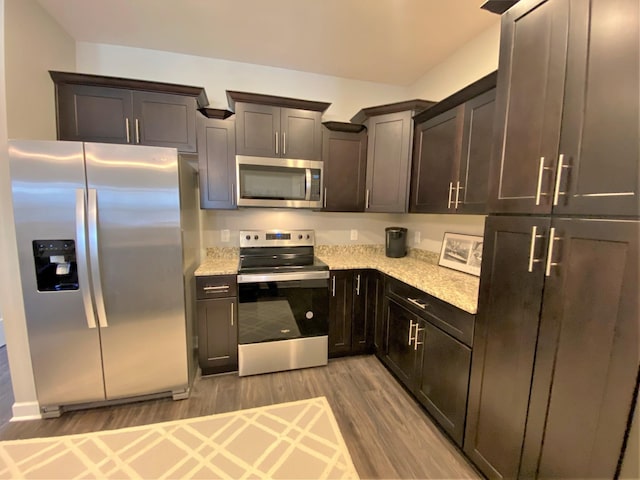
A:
[[32, 240, 78, 291]]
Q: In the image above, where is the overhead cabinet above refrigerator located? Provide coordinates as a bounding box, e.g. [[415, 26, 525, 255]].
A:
[[9, 141, 193, 416]]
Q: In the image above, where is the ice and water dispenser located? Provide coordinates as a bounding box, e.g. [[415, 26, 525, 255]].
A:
[[32, 240, 79, 291]]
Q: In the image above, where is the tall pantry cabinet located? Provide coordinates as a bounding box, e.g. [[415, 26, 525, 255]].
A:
[[464, 0, 640, 479]]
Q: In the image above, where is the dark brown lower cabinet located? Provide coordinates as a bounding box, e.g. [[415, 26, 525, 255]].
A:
[[196, 276, 238, 375], [328, 270, 379, 357], [382, 280, 474, 447], [465, 215, 639, 479]]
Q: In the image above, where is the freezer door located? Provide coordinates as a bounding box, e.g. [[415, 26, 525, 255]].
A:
[[9, 140, 106, 407], [83, 143, 188, 399]]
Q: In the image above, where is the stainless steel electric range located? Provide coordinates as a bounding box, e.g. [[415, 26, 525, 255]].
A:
[[236, 229, 329, 376]]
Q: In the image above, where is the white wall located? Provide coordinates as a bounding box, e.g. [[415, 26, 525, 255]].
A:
[[4, 0, 75, 139], [410, 22, 500, 101], [202, 209, 485, 254], [76, 43, 409, 122], [1, 0, 77, 419]]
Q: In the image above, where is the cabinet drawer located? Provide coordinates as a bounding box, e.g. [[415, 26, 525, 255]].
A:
[[386, 277, 474, 346], [196, 275, 237, 299]]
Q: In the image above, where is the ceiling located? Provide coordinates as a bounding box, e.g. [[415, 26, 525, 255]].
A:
[[36, 0, 499, 86]]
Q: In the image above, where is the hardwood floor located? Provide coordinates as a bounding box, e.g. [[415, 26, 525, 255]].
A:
[[0, 352, 479, 479]]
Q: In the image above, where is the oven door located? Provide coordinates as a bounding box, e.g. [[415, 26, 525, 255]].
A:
[[237, 271, 329, 345]]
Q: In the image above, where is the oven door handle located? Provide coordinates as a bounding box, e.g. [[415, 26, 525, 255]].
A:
[[237, 271, 330, 283]]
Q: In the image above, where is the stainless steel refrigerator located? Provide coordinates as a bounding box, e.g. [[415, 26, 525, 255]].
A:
[[9, 140, 198, 417]]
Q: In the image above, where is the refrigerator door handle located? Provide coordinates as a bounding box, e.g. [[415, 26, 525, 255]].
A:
[[88, 189, 109, 328], [76, 189, 97, 329]]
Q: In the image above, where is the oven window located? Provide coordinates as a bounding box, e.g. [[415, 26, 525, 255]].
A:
[[238, 279, 329, 344], [239, 164, 306, 200]]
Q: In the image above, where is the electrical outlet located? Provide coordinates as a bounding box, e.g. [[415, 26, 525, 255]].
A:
[[350, 229, 358, 241], [414, 231, 421, 245], [221, 229, 230, 242]]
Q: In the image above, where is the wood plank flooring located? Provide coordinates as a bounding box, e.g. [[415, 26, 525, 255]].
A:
[[0, 351, 479, 479]]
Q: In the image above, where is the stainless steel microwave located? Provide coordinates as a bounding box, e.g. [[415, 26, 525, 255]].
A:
[[236, 156, 323, 208]]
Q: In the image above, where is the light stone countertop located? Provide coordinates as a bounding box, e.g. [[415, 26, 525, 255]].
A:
[[195, 245, 480, 314]]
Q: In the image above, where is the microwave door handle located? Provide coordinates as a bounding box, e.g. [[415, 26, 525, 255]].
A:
[[305, 168, 312, 201]]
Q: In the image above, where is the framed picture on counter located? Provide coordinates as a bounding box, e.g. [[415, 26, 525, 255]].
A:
[[438, 232, 483, 276]]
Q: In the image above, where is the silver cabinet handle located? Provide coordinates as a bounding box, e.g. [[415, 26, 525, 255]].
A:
[[324, 187, 327, 208], [332, 275, 336, 296], [365, 189, 370, 209], [414, 326, 424, 351], [230, 302, 234, 326], [125, 118, 131, 144], [135, 118, 140, 144], [407, 297, 427, 310], [528, 225, 545, 272], [76, 189, 97, 329], [356, 274, 361, 296], [545, 227, 560, 277], [88, 189, 108, 328], [283, 132, 286, 155], [535, 157, 553, 205], [275, 131, 279, 155], [231, 182, 235, 206], [203, 285, 230, 291], [454, 181, 462, 209], [408, 319, 415, 345], [553, 154, 570, 206], [447, 182, 453, 209]]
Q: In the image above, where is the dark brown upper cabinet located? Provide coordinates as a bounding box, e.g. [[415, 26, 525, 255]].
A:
[[410, 74, 497, 214], [321, 122, 367, 212], [227, 91, 330, 161], [51, 71, 207, 154], [489, 0, 639, 217], [197, 109, 236, 210], [352, 100, 434, 213]]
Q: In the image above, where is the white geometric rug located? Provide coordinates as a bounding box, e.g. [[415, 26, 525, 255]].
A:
[[0, 397, 359, 479]]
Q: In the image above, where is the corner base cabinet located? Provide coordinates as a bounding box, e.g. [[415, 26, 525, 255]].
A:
[[465, 215, 639, 479], [196, 275, 238, 375]]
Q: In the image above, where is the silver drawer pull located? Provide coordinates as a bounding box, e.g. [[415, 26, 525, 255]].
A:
[[407, 297, 427, 309], [203, 285, 230, 291]]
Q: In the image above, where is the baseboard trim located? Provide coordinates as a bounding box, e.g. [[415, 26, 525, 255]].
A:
[[11, 401, 41, 422]]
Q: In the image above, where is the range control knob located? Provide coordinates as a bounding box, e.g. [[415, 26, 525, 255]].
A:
[[306, 234, 310, 239], [254, 235, 259, 240], [245, 235, 251, 240], [298, 234, 303, 239]]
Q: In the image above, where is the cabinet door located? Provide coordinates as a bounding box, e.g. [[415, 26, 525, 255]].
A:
[[464, 215, 550, 480], [235, 103, 280, 157], [365, 111, 413, 213], [415, 321, 471, 447], [409, 106, 463, 213], [351, 270, 378, 354], [133, 92, 197, 153], [328, 271, 353, 357], [457, 88, 496, 214], [520, 218, 639, 478], [281, 108, 322, 160], [197, 116, 237, 209], [197, 297, 238, 374], [489, 0, 569, 214], [56, 84, 133, 144], [374, 275, 388, 356], [384, 298, 418, 387], [554, 0, 639, 216], [322, 128, 367, 212]]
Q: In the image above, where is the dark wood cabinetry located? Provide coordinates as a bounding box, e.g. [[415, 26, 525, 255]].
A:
[[321, 123, 367, 212], [328, 270, 379, 357], [197, 110, 236, 209], [381, 277, 474, 447], [466, 216, 639, 479], [196, 275, 238, 374], [228, 91, 329, 161], [51, 71, 206, 154], [410, 74, 496, 214], [489, 0, 639, 216], [352, 100, 434, 213]]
